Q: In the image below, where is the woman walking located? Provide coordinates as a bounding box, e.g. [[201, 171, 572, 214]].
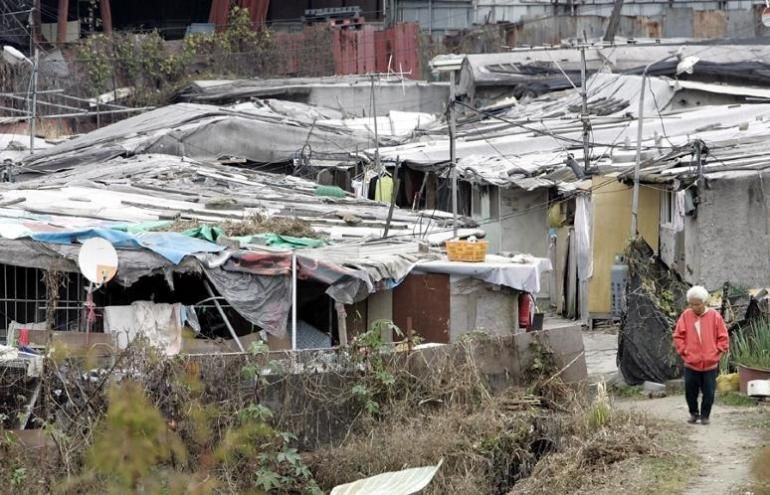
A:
[[673, 286, 729, 425]]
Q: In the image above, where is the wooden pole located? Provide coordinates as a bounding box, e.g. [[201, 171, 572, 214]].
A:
[[100, 0, 112, 35], [603, 0, 625, 43], [580, 45, 590, 174], [32, 0, 43, 46], [382, 156, 401, 238], [57, 0, 69, 45], [449, 70, 457, 237]]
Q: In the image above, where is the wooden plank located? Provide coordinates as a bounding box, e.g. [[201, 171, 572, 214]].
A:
[[554, 227, 569, 315], [566, 228, 577, 320]]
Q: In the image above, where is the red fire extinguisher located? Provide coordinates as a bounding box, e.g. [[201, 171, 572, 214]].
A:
[[518, 293, 532, 329]]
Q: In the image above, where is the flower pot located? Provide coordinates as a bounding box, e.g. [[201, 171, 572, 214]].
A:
[[737, 364, 770, 394]]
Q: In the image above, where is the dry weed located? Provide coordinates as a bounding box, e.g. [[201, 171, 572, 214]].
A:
[[159, 214, 318, 239], [509, 408, 659, 494], [222, 214, 317, 238], [308, 399, 561, 495]]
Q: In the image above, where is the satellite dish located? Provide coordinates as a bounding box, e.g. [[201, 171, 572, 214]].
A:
[[78, 238, 118, 285], [763, 7, 770, 28]]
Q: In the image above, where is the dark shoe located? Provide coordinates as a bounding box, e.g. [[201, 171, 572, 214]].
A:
[[687, 415, 699, 424], [701, 418, 710, 425]]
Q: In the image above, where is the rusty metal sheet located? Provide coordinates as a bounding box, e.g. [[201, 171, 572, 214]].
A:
[[393, 273, 450, 343], [693, 10, 727, 39]]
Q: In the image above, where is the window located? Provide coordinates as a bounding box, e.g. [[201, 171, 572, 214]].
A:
[[488, 186, 500, 220], [471, 186, 482, 218], [661, 190, 675, 226], [472, 185, 500, 220]]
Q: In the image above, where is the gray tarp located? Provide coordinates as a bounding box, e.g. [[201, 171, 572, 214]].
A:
[[21, 103, 373, 173], [0, 238, 194, 286], [202, 264, 292, 338]]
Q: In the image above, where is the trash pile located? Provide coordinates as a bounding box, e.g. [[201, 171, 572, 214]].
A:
[[618, 240, 687, 385]]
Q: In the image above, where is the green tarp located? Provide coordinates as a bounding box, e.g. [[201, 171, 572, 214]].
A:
[[112, 223, 324, 250]]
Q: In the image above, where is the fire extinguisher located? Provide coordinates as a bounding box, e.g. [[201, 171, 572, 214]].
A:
[[518, 293, 532, 329]]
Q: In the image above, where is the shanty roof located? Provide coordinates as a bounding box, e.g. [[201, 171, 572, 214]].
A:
[[19, 102, 373, 173], [176, 75, 442, 104], [374, 73, 770, 191], [3, 153, 472, 243], [19, 100, 434, 174], [455, 43, 770, 87]]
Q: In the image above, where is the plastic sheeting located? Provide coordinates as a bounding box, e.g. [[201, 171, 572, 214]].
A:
[[31, 229, 223, 264], [104, 302, 183, 355], [198, 251, 292, 337], [415, 255, 552, 294], [618, 240, 686, 385]]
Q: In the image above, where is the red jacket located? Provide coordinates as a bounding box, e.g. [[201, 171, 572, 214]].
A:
[[673, 308, 729, 371]]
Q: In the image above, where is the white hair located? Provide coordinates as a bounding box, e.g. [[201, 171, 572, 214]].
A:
[[687, 286, 710, 303]]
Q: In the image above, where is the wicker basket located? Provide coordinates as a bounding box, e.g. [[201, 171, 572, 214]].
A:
[[446, 240, 488, 262]]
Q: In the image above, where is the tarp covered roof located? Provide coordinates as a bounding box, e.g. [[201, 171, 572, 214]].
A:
[[375, 73, 770, 191]]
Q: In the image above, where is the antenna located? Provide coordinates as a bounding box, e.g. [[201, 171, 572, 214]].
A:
[[78, 238, 118, 344], [78, 237, 119, 286]]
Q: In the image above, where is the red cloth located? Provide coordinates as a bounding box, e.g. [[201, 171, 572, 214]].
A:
[[673, 308, 729, 371]]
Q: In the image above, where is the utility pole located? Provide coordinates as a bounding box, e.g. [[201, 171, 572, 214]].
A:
[[370, 74, 381, 172], [604, 0, 625, 43], [30, 48, 38, 154], [580, 44, 590, 175], [383, 157, 401, 238], [449, 70, 458, 237]]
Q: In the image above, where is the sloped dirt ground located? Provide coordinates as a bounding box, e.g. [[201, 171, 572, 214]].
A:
[[616, 395, 769, 495]]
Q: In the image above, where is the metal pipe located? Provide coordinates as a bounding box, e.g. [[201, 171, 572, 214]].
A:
[[204, 280, 244, 352], [3, 106, 153, 121], [630, 72, 646, 238], [580, 45, 590, 174], [0, 89, 64, 97], [30, 48, 38, 154], [2, 92, 87, 113], [631, 55, 676, 237], [449, 70, 457, 237], [291, 252, 297, 351]]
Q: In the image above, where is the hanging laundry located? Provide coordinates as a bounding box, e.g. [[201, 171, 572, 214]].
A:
[[375, 174, 394, 204]]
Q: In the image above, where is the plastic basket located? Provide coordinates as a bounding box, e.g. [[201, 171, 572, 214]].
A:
[[446, 240, 488, 262]]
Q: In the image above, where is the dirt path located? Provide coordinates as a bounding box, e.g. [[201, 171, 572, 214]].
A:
[[617, 395, 759, 495]]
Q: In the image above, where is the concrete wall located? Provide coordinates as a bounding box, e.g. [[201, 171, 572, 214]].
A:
[[261, 326, 587, 447], [449, 276, 519, 340], [497, 187, 550, 297], [589, 178, 659, 315], [499, 188, 549, 257], [684, 171, 770, 290]]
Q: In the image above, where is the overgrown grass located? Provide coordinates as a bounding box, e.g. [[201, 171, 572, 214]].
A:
[[732, 320, 770, 370], [609, 383, 644, 399], [635, 449, 698, 495], [717, 391, 758, 407]]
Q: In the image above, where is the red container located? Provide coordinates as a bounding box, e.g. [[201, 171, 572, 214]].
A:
[[18, 327, 29, 347], [737, 364, 770, 394]]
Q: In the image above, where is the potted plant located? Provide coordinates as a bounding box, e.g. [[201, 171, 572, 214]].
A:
[[732, 320, 770, 394]]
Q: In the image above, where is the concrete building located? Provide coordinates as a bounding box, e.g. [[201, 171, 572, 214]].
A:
[[394, 0, 770, 42]]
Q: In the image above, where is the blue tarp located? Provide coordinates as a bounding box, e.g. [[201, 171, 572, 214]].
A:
[[31, 229, 223, 264]]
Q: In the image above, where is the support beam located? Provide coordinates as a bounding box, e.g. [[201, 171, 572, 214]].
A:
[[204, 281, 245, 353], [32, 0, 43, 46], [603, 0, 625, 43], [57, 0, 69, 45]]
